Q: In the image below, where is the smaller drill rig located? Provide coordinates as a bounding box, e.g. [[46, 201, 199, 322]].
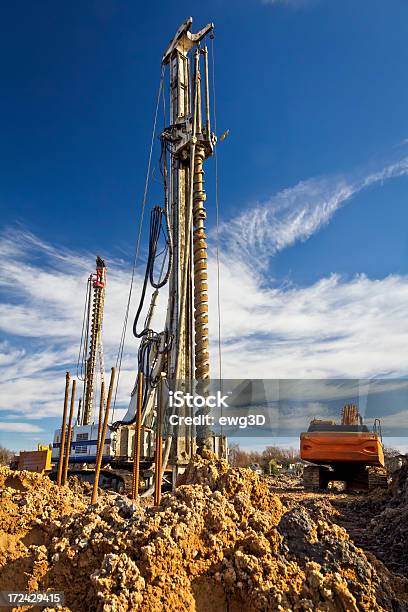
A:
[[53, 257, 136, 492], [52, 257, 109, 468], [80, 256, 106, 427]]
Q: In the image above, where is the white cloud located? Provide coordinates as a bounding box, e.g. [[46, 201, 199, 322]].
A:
[[208, 267, 408, 378], [1, 156, 408, 425], [0, 228, 146, 420], [0, 422, 43, 433], [221, 157, 408, 270]]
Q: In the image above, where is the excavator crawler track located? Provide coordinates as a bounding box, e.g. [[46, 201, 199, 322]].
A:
[[367, 466, 388, 491], [303, 465, 329, 491]]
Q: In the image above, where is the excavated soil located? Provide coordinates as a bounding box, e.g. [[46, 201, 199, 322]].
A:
[[331, 465, 408, 578], [1, 455, 408, 611]]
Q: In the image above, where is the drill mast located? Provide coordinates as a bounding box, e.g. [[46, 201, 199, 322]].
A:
[[124, 18, 218, 468], [81, 257, 106, 425], [163, 17, 215, 454]]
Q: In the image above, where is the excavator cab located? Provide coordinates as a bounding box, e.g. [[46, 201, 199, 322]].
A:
[[300, 404, 387, 491]]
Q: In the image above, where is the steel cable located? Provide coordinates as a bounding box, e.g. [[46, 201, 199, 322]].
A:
[[111, 67, 164, 420]]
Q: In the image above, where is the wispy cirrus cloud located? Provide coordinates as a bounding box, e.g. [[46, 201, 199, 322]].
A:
[[209, 264, 408, 378], [221, 157, 408, 270]]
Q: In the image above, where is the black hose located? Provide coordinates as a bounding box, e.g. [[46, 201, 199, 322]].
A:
[[132, 206, 172, 338]]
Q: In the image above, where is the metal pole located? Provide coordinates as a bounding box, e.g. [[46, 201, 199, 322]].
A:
[[57, 372, 70, 486], [62, 379, 76, 486], [154, 373, 165, 505], [131, 371, 144, 500], [91, 367, 116, 504], [97, 381, 105, 450], [202, 46, 211, 139]]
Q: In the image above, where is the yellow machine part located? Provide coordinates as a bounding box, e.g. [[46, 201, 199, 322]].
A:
[[17, 445, 52, 474], [300, 431, 385, 466]]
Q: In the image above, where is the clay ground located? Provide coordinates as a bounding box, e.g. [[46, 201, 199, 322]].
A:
[[1, 457, 408, 611]]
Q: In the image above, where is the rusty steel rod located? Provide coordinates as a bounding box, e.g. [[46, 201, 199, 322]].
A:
[[154, 374, 165, 505], [193, 144, 211, 451], [97, 381, 105, 450], [91, 367, 116, 504], [62, 378, 77, 486], [57, 372, 71, 486], [131, 371, 144, 500]]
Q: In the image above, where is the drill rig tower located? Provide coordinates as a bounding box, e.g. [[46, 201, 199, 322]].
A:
[[52, 257, 109, 473], [163, 17, 215, 454], [125, 17, 225, 478], [81, 256, 106, 426]]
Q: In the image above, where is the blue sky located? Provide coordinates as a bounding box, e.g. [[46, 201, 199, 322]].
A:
[[1, 0, 408, 451]]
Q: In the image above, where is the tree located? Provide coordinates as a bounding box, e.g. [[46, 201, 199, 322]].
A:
[[383, 446, 403, 460], [0, 446, 13, 466], [260, 445, 300, 470], [228, 444, 262, 467], [268, 459, 280, 476], [229, 444, 301, 470]]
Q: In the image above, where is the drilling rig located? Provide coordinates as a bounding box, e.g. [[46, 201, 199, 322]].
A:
[[51, 18, 226, 493], [52, 258, 108, 467], [114, 16, 227, 485]]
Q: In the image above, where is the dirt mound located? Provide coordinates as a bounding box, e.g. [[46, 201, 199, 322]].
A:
[[1, 459, 408, 611], [391, 463, 408, 501], [0, 466, 86, 594], [322, 463, 408, 581], [367, 463, 408, 577]]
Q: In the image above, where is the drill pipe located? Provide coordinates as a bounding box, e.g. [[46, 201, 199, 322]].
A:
[[62, 378, 76, 486], [91, 367, 115, 504], [57, 372, 71, 486], [193, 145, 212, 450], [131, 371, 144, 500], [193, 145, 210, 382]]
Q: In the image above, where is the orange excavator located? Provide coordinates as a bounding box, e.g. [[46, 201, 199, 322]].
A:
[[300, 404, 387, 491]]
